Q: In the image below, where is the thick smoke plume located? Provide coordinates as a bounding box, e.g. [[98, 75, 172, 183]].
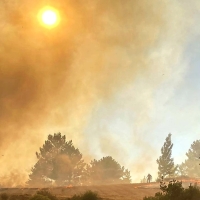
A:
[[0, 0, 188, 186]]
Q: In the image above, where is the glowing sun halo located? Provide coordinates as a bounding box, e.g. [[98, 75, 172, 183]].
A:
[[39, 7, 60, 28]]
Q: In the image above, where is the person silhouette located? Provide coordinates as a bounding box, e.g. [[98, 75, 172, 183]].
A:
[[147, 174, 152, 183]]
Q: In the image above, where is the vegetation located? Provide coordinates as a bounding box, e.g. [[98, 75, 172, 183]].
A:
[[36, 190, 57, 200], [29, 190, 58, 200], [28, 133, 131, 187], [86, 156, 131, 185], [122, 168, 132, 183], [0, 193, 9, 200], [2, 131, 200, 200], [0, 191, 99, 200], [0, 193, 50, 200], [156, 134, 177, 179], [30, 194, 51, 200], [180, 140, 200, 177], [143, 179, 200, 200], [177, 163, 188, 177], [67, 191, 99, 200], [28, 133, 86, 187], [9, 194, 31, 200], [26, 131, 199, 189]]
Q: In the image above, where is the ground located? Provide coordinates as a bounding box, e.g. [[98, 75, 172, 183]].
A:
[[0, 182, 194, 200], [0, 183, 160, 200]]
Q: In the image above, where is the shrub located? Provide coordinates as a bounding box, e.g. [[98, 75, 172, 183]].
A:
[[68, 191, 98, 200], [81, 191, 98, 200], [0, 193, 9, 200], [36, 190, 57, 200], [160, 179, 184, 198], [181, 185, 200, 200], [9, 194, 31, 200], [30, 194, 50, 200], [69, 195, 81, 200], [143, 179, 200, 200]]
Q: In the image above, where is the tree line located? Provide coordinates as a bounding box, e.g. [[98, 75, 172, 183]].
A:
[[27, 133, 131, 187], [156, 133, 200, 180], [28, 132, 200, 187]]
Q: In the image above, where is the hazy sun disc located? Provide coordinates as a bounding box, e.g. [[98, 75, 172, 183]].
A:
[[42, 10, 57, 25], [39, 7, 60, 28]]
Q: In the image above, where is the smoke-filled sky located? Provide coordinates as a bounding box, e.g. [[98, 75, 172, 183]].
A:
[[0, 0, 200, 186]]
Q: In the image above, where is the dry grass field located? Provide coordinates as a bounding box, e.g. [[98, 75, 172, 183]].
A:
[[0, 183, 161, 200]]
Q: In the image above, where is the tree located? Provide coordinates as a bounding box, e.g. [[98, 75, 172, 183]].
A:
[[122, 169, 132, 183], [176, 163, 188, 177], [156, 133, 177, 179], [181, 140, 200, 177], [87, 156, 131, 185], [28, 133, 86, 186]]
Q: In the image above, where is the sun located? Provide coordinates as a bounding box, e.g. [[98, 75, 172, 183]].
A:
[[42, 10, 57, 25], [38, 6, 60, 28]]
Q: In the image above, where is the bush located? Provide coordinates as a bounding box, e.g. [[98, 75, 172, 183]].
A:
[[30, 190, 58, 200], [36, 190, 57, 200], [181, 185, 200, 200], [30, 194, 50, 200], [9, 194, 31, 200], [68, 191, 98, 200], [0, 193, 9, 200], [143, 179, 200, 200], [160, 179, 184, 198], [81, 191, 98, 200], [69, 195, 81, 200]]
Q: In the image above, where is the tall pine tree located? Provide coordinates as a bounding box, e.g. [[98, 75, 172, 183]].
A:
[[182, 140, 200, 177], [156, 133, 177, 179], [28, 133, 86, 186]]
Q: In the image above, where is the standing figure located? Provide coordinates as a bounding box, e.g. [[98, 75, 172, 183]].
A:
[[147, 174, 152, 183]]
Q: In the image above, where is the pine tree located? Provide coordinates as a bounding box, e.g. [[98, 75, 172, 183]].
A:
[[177, 163, 188, 177], [28, 133, 86, 186], [122, 169, 132, 183], [156, 133, 177, 179], [182, 140, 200, 177]]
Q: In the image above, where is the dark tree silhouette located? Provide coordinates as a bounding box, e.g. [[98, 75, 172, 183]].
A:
[[181, 140, 200, 177], [156, 133, 177, 179], [28, 133, 85, 186], [87, 156, 131, 185]]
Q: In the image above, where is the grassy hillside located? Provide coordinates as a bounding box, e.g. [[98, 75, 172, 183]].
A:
[[0, 183, 160, 200]]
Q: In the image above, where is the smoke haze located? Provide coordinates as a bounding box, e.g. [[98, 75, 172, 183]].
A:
[[0, 0, 196, 186]]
